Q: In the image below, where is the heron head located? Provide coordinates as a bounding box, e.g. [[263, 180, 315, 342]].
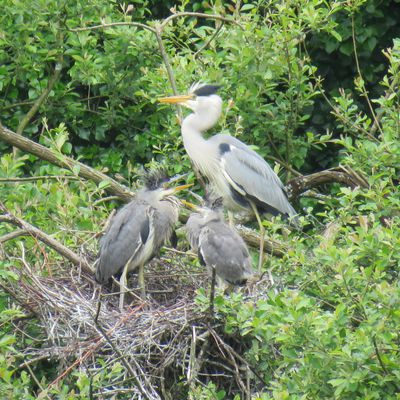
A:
[[158, 84, 223, 131], [140, 168, 192, 203], [182, 196, 223, 223]]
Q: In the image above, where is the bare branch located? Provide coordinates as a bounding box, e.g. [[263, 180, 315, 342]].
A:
[[287, 166, 369, 200], [0, 202, 93, 274]]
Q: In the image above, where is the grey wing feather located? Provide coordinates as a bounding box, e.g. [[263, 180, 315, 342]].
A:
[[212, 134, 296, 217], [95, 201, 149, 283], [199, 222, 253, 284], [185, 213, 204, 251]]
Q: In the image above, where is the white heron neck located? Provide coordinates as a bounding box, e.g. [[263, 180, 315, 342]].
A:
[[181, 115, 215, 172]]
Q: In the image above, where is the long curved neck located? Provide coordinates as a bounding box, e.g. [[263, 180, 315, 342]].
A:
[[181, 114, 213, 172]]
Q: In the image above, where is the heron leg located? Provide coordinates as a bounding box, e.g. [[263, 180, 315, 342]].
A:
[[228, 211, 234, 228], [138, 263, 146, 300], [249, 202, 271, 279], [119, 262, 129, 311]]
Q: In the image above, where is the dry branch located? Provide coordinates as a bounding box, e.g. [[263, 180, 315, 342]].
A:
[[0, 202, 93, 274], [287, 165, 369, 199], [0, 123, 134, 202]]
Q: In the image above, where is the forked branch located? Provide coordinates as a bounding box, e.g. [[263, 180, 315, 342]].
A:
[[0, 202, 93, 274]]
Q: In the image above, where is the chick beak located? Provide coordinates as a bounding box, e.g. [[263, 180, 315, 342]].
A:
[[181, 200, 200, 211], [164, 183, 193, 196]]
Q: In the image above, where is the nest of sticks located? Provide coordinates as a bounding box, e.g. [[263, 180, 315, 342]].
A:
[[6, 246, 269, 399]]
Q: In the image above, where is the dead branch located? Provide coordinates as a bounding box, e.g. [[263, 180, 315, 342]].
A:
[[0, 123, 134, 202], [0, 202, 93, 274], [287, 166, 369, 200]]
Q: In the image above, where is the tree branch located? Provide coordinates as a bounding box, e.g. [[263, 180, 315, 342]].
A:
[[351, 14, 383, 137], [0, 202, 93, 274], [0, 123, 134, 202], [16, 58, 63, 136], [287, 166, 369, 200], [0, 229, 28, 244]]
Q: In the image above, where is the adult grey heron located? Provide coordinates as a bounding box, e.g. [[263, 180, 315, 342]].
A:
[[159, 83, 297, 272], [95, 169, 192, 309], [184, 197, 254, 289]]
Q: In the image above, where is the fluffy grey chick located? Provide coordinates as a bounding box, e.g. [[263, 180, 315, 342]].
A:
[[185, 198, 254, 288], [96, 169, 191, 308]]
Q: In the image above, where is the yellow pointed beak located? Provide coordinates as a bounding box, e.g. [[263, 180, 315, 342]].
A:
[[181, 200, 200, 211], [168, 183, 193, 195], [158, 95, 194, 104]]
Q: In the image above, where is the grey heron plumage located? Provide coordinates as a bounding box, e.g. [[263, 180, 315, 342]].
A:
[[159, 83, 297, 273], [185, 197, 254, 288], [95, 169, 191, 309]]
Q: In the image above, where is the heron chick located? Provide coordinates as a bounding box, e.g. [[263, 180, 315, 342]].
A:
[[159, 83, 298, 274], [184, 198, 254, 289], [95, 169, 192, 309]]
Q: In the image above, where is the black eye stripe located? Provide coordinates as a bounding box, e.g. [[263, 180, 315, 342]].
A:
[[193, 85, 222, 97]]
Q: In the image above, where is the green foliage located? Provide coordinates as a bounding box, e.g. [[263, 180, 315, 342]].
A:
[[0, 0, 399, 398], [200, 38, 400, 398]]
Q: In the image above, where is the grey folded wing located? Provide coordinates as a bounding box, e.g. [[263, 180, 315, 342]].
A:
[[213, 134, 296, 217], [198, 222, 253, 284], [95, 201, 151, 283]]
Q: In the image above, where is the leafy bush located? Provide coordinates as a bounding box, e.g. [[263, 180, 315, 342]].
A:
[[0, 0, 399, 399]]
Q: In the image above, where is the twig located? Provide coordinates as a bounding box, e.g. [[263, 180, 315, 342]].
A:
[[25, 363, 52, 400], [93, 319, 150, 399], [369, 71, 400, 136], [154, 25, 182, 119], [209, 328, 248, 395], [265, 155, 302, 177], [194, 22, 224, 58], [0, 202, 93, 274], [47, 304, 145, 389], [351, 14, 383, 136], [302, 43, 379, 142], [188, 328, 209, 393], [208, 267, 216, 321], [92, 196, 121, 206], [1, 101, 35, 110], [209, 328, 265, 386]]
